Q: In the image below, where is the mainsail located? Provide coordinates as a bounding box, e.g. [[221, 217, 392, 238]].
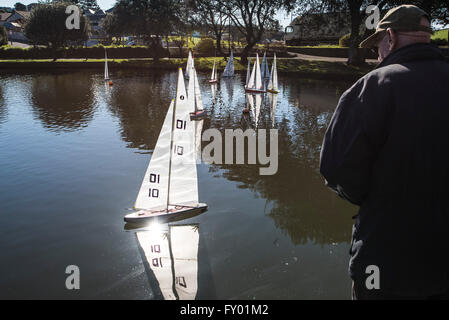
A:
[[104, 51, 109, 80], [222, 50, 234, 77], [210, 60, 217, 82], [134, 101, 174, 211], [246, 54, 264, 92], [260, 52, 270, 79], [245, 60, 251, 87], [185, 51, 194, 79], [267, 53, 279, 93]]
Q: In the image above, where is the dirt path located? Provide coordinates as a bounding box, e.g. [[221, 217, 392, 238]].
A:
[[286, 51, 379, 64]]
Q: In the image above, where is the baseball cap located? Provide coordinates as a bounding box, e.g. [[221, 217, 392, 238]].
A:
[[360, 5, 433, 48]]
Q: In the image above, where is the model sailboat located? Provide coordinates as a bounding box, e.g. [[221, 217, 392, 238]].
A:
[[105, 50, 113, 85], [222, 50, 234, 78], [208, 59, 218, 84], [267, 53, 279, 93], [185, 50, 194, 79], [124, 69, 207, 223], [136, 224, 200, 300], [245, 54, 265, 93]]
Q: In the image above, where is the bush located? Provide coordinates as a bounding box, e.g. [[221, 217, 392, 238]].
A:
[[339, 33, 351, 47], [0, 26, 7, 46], [195, 38, 215, 56]]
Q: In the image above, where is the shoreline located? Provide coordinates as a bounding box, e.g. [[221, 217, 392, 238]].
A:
[[0, 57, 375, 81]]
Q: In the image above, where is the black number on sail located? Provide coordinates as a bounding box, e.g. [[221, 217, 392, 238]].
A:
[[149, 173, 160, 184], [150, 245, 160, 253], [176, 276, 187, 288], [148, 188, 159, 198], [152, 257, 163, 268], [176, 120, 186, 130]]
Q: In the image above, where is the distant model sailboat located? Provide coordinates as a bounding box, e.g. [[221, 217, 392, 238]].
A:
[[189, 68, 207, 119], [267, 53, 279, 93], [245, 53, 265, 93], [136, 224, 200, 300], [208, 59, 218, 83], [124, 69, 207, 223], [222, 50, 234, 78], [185, 50, 194, 79], [260, 51, 270, 80], [105, 50, 113, 86]]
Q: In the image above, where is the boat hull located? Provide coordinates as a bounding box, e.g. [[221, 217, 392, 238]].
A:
[[208, 80, 218, 84], [245, 88, 266, 93], [267, 89, 279, 94], [190, 110, 207, 120], [124, 203, 208, 224]]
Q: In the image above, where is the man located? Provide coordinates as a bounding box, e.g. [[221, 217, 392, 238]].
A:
[[320, 5, 449, 299]]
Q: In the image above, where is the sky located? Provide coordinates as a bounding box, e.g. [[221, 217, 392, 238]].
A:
[[1, 0, 294, 28]]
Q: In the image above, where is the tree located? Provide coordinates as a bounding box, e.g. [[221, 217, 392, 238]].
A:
[[218, 0, 295, 62], [189, 0, 227, 54], [14, 2, 27, 11], [24, 2, 89, 58], [0, 26, 8, 46], [113, 0, 183, 61]]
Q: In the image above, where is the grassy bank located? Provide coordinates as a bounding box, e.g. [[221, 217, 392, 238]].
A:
[[0, 57, 374, 80]]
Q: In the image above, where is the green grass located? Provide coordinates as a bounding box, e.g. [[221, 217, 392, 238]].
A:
[[432, 29, 448, 41]]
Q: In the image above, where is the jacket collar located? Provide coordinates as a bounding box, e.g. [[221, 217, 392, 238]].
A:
[[376, 43, 445, 69]]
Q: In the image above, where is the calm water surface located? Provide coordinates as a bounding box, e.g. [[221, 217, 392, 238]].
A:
[[0, 69, 358, 299]]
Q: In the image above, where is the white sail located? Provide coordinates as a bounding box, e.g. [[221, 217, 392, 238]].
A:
[[245, 60, 251, 87], [193, 70, 204, 111], [185, 51, 194, 79], [268, 53, 278, 92], [169, 69, 199, 207], [260, 52, 267, 79], [247, 58, 256, 89], [211, 60, 216, 81], [255, 54, 263, 91], [171, 224, 199, 300], [136, 229, 176, 300], [222, 50, 234, 77], [134, 101, 174, 211], [104, 51, 109, 80]]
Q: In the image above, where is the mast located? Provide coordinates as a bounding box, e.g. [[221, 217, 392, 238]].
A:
[[166, 69, 182, 211]]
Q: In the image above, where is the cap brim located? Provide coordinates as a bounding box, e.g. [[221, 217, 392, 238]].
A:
[[360, 30, 385, 48]]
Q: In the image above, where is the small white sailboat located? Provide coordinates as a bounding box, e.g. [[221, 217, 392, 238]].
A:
[[185, 50, 194, 79], [136, 224, 200, 300], [260, 51, 270, 80], [104, 51, 109, 80], [245, 53, 265, 93], [267, 53, 279, 94], [105, 50, 113, 85], [222, 50, 234, 78], [189, 68, 207, 120], [208, 59, 218, 84], [124, 69, 207, 223]]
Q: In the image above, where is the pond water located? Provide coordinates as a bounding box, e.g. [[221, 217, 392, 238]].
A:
[[0, 68, 358, 299]]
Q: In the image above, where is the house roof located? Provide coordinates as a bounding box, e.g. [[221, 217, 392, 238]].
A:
[[15, 10, 31, 20], [0, 12, 12, 21]]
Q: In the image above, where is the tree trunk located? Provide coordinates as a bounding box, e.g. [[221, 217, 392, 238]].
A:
[[347, 0, 365, 66], [216, 33, 223, 55]]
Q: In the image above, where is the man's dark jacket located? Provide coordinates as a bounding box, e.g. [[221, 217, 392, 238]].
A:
[[320, 43, 449, 296]]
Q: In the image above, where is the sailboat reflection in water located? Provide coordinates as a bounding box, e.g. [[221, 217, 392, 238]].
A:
[[136, 223, 200, 300]]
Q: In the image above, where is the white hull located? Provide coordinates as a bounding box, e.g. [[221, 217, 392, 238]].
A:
[[125, 203, 208, 223]]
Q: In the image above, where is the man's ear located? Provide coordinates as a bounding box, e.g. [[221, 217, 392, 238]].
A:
[[386, 28, 397, 50]]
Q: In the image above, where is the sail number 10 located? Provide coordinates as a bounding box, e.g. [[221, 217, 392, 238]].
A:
[[149, 173, 160, 198]]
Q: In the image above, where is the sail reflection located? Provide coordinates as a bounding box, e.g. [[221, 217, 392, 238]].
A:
[[136, 224, 200, 300]]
